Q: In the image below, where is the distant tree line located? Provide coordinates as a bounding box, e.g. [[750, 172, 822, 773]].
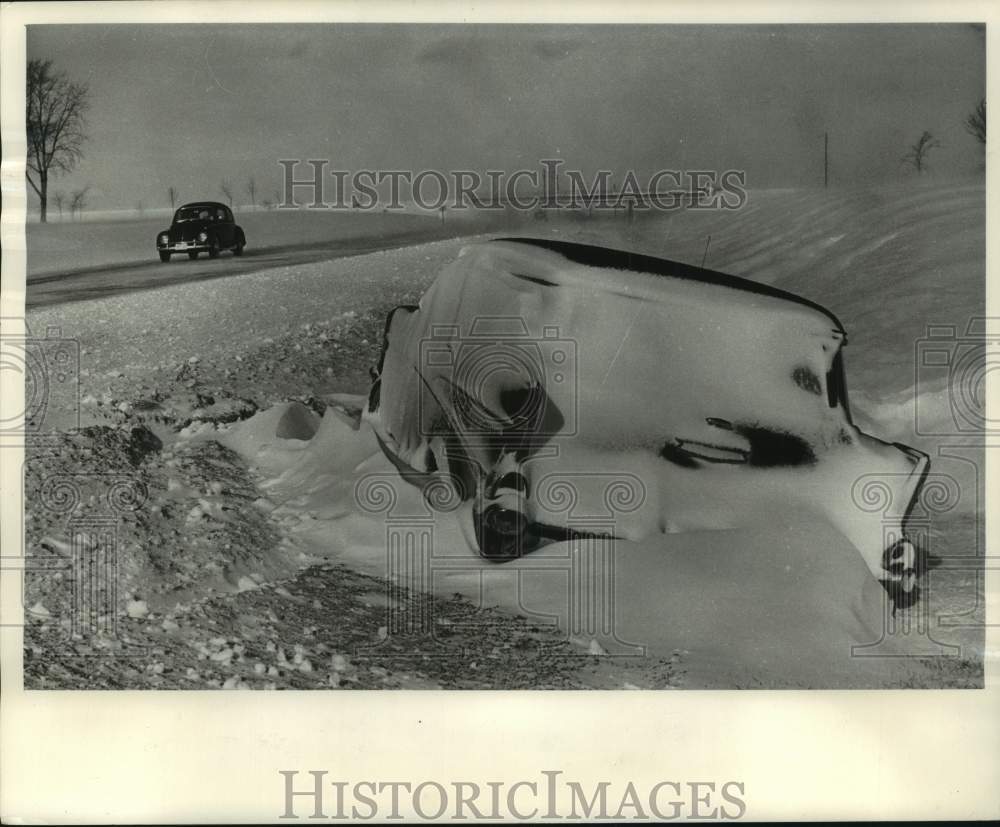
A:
[[158, 176, 273, 213]]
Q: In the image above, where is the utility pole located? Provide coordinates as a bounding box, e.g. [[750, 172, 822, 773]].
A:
[[824, 132, 829, 188]]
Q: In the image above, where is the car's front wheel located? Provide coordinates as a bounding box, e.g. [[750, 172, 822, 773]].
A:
[[208, 240, 220, 259], [188, 251, 199, 260], [159, 251, 171, 263]]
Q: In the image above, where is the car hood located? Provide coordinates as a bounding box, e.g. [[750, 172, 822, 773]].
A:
[[167, 221, 212, 241]]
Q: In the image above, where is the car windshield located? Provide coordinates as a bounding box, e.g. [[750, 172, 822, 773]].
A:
[[174, 206, 218, 222]]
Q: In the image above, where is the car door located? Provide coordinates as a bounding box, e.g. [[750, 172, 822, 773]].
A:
[[215, 207, 234, 247]]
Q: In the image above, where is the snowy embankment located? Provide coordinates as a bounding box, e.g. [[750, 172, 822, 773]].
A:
[[23, 183, 984, 688]]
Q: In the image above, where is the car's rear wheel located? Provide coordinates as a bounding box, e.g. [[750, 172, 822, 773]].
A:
[[159, 251, 171, 263], [188, 251, 199, 260], [233, 243, 244, 257]]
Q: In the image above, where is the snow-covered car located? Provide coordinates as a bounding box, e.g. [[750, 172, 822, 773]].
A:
[[156, 201, 246, 262], [363, 238, 930, 607]]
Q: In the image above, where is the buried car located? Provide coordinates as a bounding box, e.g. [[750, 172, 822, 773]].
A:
[[363, 238, 930, 607], [156, 201, 246, 262]]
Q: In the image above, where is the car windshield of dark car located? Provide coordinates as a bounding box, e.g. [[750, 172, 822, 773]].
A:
[[174, 207, 213, 222]]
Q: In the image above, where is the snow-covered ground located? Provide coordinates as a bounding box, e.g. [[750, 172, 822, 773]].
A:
[[22, 183, 985, 688]]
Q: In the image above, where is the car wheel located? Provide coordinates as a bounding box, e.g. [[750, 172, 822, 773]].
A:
[[208, 240, 220, 259], [188, 251, 199, 260], [233, 243, 244, 257], [159, 251, 171, 263]]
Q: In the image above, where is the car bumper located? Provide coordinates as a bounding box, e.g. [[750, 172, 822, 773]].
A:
[[159, 241, 210, 252]]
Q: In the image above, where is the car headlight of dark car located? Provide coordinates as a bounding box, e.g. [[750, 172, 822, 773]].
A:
[[198, 231, 208, 243], [159, 234, 168, 245]]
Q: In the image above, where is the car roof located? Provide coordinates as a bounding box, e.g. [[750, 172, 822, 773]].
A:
[[178, 201, 229, 210], [494, 237, 845, 333]]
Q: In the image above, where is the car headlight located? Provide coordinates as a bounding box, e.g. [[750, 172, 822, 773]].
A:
[[198, 232, 208, 243], [159, 234, 168, 245]]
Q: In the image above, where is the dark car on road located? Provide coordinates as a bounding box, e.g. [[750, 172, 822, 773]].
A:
[[156, 201, 246, 262]]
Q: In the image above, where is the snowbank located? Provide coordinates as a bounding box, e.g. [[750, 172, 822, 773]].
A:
[[221, 400, 938, 688]]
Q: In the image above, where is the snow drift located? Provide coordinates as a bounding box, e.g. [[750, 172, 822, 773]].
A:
[[222, 399, 936, 688], [221, 238, 941, 687]]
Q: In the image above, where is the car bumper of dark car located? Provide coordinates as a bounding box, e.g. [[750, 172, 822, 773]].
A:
[[158, 241, 210, 251]]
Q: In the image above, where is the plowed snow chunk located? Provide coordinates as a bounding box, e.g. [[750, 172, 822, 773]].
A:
[[191, 397, 258, 426], [127, 600, 149, 619], [210, 648, 234, 664]]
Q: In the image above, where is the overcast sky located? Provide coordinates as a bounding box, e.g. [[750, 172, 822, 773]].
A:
[[26, 23, 985, 211]]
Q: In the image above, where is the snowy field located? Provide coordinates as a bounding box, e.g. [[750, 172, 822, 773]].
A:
[[21, 182, 985, 689]]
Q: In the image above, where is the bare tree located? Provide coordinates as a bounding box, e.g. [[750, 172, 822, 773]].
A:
[[167, 186, 179, 210], [69, 186, 90, 220], [136, 200, 145, 217], [53, 190, 65, 220], [25, 59, 90, 223], [965, 98, 986, 145], [220, 179, 234, 207], [260, 197, 274, 211], [247, 176, 257, 211], [902, 131, 941, 175]]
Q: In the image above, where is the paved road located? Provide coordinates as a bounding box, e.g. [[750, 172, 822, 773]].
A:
[[25, 230, 459, 309]]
